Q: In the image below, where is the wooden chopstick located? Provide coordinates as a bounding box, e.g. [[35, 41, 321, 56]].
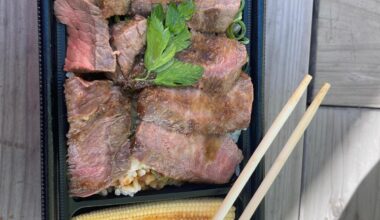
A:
[[238, 83, 331, 220], [213, 74, 313, 220]]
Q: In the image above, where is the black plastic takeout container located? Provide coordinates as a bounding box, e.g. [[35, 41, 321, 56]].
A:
[[39, 0, 265, 219]]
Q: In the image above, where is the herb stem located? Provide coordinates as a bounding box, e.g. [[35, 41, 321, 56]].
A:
[[134, 71, 151, 81], [238, 0, 245, 16]]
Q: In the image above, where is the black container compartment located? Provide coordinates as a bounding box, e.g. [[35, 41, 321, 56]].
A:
[[39, 0, 265, 219]]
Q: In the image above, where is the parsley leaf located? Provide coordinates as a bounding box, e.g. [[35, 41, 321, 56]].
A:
[[165, 3, 186, 35], [151, 4, 165, 22], [144, 15, 176, 71], [151, 42, 176, 71], [154, 60, 204, 87], [141, 0, 202, 87], [171, 28, 191, 52], [154, 58, 175, 73], [177, 0, 196, 20]]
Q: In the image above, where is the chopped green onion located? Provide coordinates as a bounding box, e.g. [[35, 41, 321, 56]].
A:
[[227, 20, 246, 41], [227, 0, 249, 45], [240, 37, 250, 45], [238, 0, 245, 16]]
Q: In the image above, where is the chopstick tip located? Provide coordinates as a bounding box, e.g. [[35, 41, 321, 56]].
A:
[[322, 83, 331, 90]]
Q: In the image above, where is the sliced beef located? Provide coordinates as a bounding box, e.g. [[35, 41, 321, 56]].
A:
[[130, 0, 180, 16], [54, 0, 116, 73], [111, 16, 147, 79], [130, 0, 240, 33], [130, 0, 157, 16], [177, 32, 247, 94], [99, 0, 131, 18], [138, 73, 253, 134], [65, 76, 132, 197], [133, 122, 243, 184], [188, 0, 241, 33]]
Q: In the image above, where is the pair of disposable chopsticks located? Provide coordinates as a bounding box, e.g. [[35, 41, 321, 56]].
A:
[[213, 74, 331, 220]]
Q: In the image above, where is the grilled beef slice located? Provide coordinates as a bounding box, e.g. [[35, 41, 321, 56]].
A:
[[110, 16, 147, 80], [99, 0, 131, 18], [130, 0, 180, 16], [188, 0, 241, 33], [177, 33, 247, 94], [54, 0, 116, 73], [138, 73, 253, 134], [65, 76, 132, 197], [134, 122, 243, 184], [130, 0, 240, 33]]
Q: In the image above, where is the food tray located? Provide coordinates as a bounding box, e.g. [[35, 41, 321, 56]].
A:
[[39, 0, 265, 219]]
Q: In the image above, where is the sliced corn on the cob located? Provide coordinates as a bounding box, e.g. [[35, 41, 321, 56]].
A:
[[72, 198, 235, 220]]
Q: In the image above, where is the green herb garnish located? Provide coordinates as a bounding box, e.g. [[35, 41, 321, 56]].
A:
[[177, 0, 196, 20], [154, 60, 203, 87], [166, 0, 195, 52], [227, 0, 250, 44], [137, 0, 203, 87], [151, 4, 165, 22], [171, 28, 191, 52], [166, 3, 186, 34], [144, 15, 176, 72]]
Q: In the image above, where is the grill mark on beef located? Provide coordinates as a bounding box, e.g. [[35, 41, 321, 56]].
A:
[[205, 9, 220, 29], [200, 8, 221, 31], [204, 136, 222, 161]]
